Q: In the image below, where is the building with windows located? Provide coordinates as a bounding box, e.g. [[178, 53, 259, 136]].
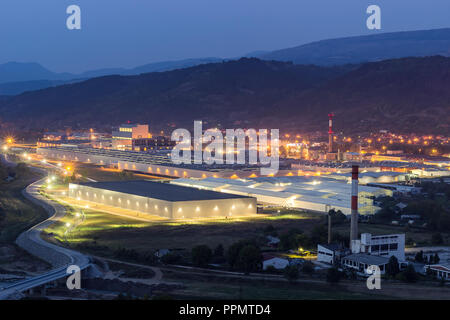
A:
[[317, 243, 348, 265], [424, 264, 450, 281], [68, 180, 256, 219], [351, 233, 405, 260], [341, 253, 390, 275], [112, 124, 151, 150]]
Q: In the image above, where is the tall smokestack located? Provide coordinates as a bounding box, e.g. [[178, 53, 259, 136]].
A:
[[350, 165, 359, 247], [328, 113, 334, 153]]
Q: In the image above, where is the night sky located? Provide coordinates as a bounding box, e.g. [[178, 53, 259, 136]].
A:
[[0, 0, 449, 73]]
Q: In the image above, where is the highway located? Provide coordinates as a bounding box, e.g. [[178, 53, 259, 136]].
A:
[[0, 159, 91, 299]]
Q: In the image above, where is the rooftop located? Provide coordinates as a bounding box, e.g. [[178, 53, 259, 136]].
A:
[[344, 253, 390, 265], [74, 180, 253, 202]]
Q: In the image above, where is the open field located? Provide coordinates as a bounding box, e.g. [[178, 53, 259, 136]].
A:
[[333, 222, 450, 247], [160, 276, 390, 300], [0, 167, 48, 243], [42, 198, 322, 257]]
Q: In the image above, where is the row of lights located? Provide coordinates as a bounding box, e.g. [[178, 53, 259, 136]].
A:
[[74, 190, 254, 213]]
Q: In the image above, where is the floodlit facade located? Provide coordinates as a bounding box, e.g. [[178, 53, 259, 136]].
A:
[[68, 180, 256, 219], [170, 176, 391, 215], [112, 124, 151, 150]]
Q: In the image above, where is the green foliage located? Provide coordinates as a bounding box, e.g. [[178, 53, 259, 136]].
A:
[[431, 232, 443, 245], [386, 256, 400, 277], [191, 245, 212, 267], [301, 261, 314, 274], [396, 264, 419, 283], [236, 245, 262, 274], [326, 267, 341, 284], [227, 240, 254, 269], [160, 252, 182, 265], [214, 244, 224, 257], [328, 209, 346, 225], [403, 200, 444, 231], [283, 265, 299, 282], [414, 250, 424, 263]]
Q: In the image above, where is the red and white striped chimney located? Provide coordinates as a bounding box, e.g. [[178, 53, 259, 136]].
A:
[[350, 165, 359, 246], [328, 113, 334, 153]]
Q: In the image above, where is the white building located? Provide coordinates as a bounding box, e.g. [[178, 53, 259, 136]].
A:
[[112, 124, 151, 150], [171, 176, 391, 215], [351, 233, 405, 261], [341, 253, 390, 275], [262, 255, 289, 270], [317, 243, 347, 265], [424, 264, 450, 281], [69, 180, 256, 219]]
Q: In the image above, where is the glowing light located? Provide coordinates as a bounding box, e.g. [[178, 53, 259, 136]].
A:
[[65, 223, 71, 228]]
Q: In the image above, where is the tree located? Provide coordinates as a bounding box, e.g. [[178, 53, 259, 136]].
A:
[[396, 264, 419, 283], [301, 261, 314, 275], [431, 232, 443, 245], [227, 240, 252, 269], [326, 267, 341, 284], [284, 265, 299, 282], [433, 253, 440, 264], [214, 244, 224, 257], [386, 256, 400, 277], [414, 250, 424, 263], [161, 252, 182, 265], [236, 245, 262, 274], [191, 245, 212, 267]]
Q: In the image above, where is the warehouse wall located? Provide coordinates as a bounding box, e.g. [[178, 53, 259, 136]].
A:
[[68, 183, 257, 219]]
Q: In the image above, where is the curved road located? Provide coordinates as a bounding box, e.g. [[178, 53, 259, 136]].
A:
[[0, 164, 90, 299]]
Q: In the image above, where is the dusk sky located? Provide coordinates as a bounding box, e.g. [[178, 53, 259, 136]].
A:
[[1, 0, 449, 73]]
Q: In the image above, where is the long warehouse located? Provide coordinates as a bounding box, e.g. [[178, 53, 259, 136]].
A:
[[170, 176, 392, 215], [69, 180, 257, 219]]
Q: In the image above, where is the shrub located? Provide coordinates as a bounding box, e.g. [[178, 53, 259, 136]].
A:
[[284, 265, 299, 282], [191, 245, 212, 267], [326, 267, 341, 284]]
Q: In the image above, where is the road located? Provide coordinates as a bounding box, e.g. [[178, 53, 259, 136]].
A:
[[0, 163, 91, 299]]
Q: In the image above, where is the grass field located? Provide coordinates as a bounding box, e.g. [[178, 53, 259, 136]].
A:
[[158, 273, 392, 299], [43, 202, 322, 258], [0, 167, 48, 243], [333, 222, 450, 247]]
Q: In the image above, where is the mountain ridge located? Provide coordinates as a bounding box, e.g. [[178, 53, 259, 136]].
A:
[[0, 56, 448, 135]]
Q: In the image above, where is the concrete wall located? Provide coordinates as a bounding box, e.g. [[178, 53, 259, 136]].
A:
[[68, 183, 256, 219]]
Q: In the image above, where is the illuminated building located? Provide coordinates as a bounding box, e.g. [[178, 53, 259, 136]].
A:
[[69, 180, 256, 219], [112, 124, 152, 150]]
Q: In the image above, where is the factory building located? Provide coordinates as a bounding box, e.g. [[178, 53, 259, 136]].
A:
[[341, 254, 390, 275], [351, 233, 405, 260], [69, 180, 257, 219], [327, 171, 413, 184], [112, 124, 152, 150], [37, 146, 265, 179], [170, 176, 391, 215]]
